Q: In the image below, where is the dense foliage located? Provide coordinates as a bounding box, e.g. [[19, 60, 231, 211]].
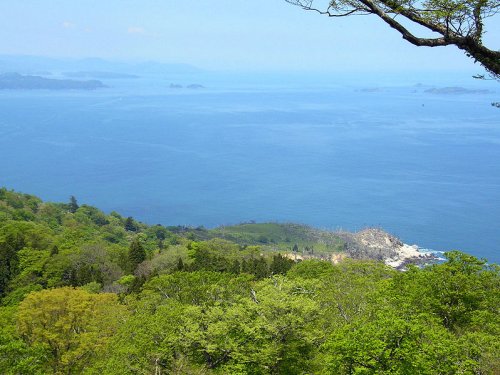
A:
[[0, 188, 498, 374]]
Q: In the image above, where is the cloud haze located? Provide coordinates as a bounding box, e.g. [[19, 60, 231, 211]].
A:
[[0, 0, 497, 73], [62, 21, 76, 29], [127, 26, 145, 35]]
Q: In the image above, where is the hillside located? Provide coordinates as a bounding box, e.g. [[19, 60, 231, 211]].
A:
[[210, 223, 438, 268], [0, 188, 498, 374]]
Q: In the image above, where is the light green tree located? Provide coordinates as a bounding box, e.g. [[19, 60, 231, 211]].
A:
[[17, 287, 125, 374]]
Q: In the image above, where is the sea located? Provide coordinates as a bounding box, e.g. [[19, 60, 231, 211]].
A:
[[0, 71, 499, 263]]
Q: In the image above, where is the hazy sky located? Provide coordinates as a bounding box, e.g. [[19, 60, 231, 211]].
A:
[[0, 0, 498, 73]]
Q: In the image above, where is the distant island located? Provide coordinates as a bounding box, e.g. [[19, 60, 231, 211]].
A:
[[0, 72, 106, 90], [425, 86, 492, 95], [169, 83, 205, 89], [359, 87, 383, 93], [63, 71, 139, 79]]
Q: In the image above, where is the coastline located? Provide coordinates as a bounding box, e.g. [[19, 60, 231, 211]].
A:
[[384, 243, 442, 269]]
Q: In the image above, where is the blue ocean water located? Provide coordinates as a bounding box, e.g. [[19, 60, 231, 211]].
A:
[[0, 75, 499, 262]]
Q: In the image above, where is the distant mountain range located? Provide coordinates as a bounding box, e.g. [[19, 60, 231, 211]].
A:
[[0, 72, 106, 90], [0, 55, 202, 76]]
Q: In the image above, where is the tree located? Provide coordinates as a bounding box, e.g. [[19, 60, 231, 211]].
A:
[[50, 245, 59, 256], [74, 205, 109, 226], [286, 0, 500, 78], [186, 276, 322, 373], [128, 239, 146, 273], [0, 236, 20, 297], [66, 244, 123, 288], [270, 253, 295, 275], [90, 299, 201, 375], [321, 253, 500, 374], [230, 259, 241, 274], [252, 257, 270, 279], [322, 304, 469, 374], [68, 196, 79, 213], [124, 216, 138, 232], [176, 257, 185, 271], [0, 221, 53, 297], [17, 287, 125, 374]]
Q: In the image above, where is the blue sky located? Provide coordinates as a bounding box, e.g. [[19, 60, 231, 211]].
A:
[[0, 0, 498, 74]]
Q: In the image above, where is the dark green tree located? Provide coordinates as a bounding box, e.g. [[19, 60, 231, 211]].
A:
[[176, 257, 185, 271], [270, 254, 294, 275], [68, 196, 79, 213], [0, 236, 20, 296], [253, 257, 269, 279], [241, 259, 250, 274], [75, 205, 109, 226], [0, 221, 49, 297], [128, 239, 146, 273], [230, 259, 241, 274], [124, 217, 137, 232], [50, 245, 59, 256]]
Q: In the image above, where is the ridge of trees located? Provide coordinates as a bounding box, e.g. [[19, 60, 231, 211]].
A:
[[0, 188, 498, 373]]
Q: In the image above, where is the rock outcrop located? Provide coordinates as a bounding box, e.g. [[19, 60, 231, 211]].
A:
[[336, 228, 438, 269]]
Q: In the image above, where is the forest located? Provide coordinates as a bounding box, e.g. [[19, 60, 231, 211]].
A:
[[0, 188, 498, 374]]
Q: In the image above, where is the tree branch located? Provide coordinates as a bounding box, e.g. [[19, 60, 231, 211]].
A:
[[286, 0, 500, 77], [357, 0, 453, 46]]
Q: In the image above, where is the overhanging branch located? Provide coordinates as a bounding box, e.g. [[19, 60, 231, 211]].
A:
[[286, 0, 500, 77], [354, 0, 454, 46]]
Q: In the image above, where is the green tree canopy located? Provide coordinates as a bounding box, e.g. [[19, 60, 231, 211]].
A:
[[17, 287, 125, 374]]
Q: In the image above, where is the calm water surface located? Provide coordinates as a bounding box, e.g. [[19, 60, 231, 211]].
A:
[[1, 77, 499, 261]]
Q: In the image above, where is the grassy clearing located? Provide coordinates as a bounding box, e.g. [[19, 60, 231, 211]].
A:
[[210, 222, 345, 254]]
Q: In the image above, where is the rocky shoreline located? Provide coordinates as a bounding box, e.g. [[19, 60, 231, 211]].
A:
[[282, 227, 442, 270], [336, 228, 441, 269], [384, 243, 441, 270]]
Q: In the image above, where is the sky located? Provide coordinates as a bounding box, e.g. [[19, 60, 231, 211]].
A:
[[0, 0, 498, 74]]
